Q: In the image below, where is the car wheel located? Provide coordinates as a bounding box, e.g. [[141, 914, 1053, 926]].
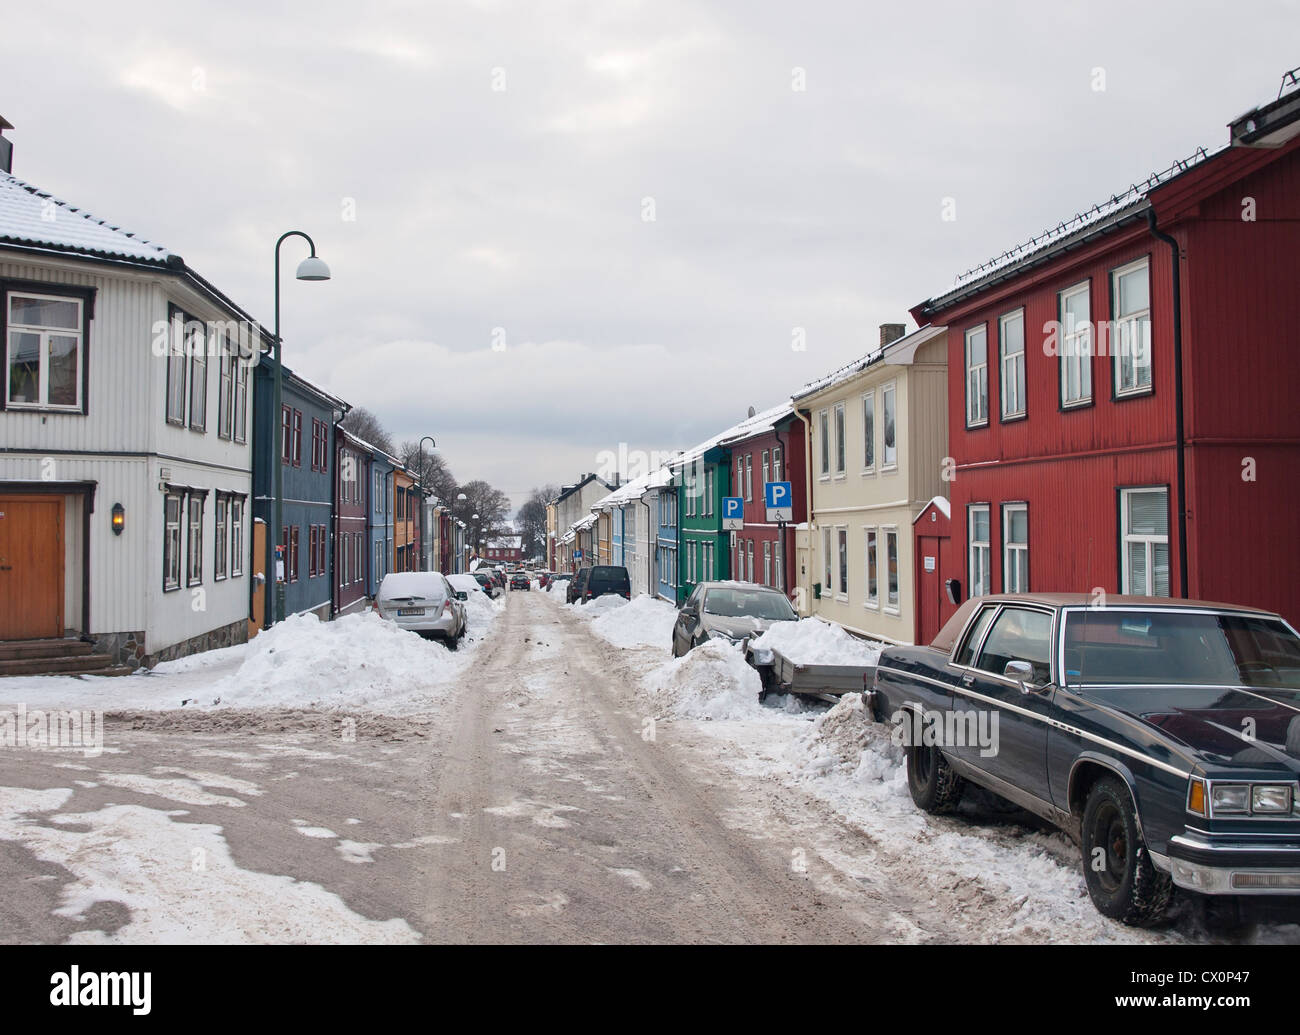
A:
[[1080, 777, 1172, 926], [904, 720, 964, 814]]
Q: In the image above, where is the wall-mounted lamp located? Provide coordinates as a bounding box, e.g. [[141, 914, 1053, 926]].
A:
[[111, 502, 125, 536]]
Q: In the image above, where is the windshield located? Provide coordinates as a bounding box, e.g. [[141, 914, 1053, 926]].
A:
[[1063, 610, 1300, 688], [703, 588, 797, 620]]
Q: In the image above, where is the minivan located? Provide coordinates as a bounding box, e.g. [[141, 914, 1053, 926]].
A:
[[572, 565, 631, 604]]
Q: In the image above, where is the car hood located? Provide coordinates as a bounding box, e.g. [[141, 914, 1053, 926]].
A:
[[1084, 685, 1300, 774], [700, 615, 788, 640]]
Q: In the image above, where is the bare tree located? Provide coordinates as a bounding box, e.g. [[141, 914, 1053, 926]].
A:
[[340, 406, 395, 454], [516, 484, 558, 560], [451, 480, 511, 551], [398, 441, 456, 503]]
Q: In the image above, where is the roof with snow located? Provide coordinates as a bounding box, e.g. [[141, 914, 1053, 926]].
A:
[[668, 401, 794, 472], [794, 324, 946, 402], [913, 495, 951, 523], [0, 171, 175, 264], [915, 144, 1224, 316]]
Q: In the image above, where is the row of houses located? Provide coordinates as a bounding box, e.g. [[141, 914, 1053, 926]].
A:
[[548, 82, 1300, 642], [0, 126, 472, 672]]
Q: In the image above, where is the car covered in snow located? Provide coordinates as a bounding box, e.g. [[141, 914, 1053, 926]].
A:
[[375, 571, 467, 648], [869, 593, 1300, 926], [448, 573, 487, 598], [672, 582, 797, 658]]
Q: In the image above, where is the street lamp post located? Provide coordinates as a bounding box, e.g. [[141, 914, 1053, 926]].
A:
[[417, 435, 436, 571], [266, 231, 330, 629]]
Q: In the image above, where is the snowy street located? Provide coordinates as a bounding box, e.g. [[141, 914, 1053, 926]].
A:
[[1, 586, 1297, 944]]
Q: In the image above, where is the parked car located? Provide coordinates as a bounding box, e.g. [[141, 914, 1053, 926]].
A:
[[870, 593, 1300, 926], [471, 571, 501, 599], [510, 572, 531, 591], [672, 581, 798, 658], [537, 572, 552, 589], [566, 568, 589, 604], [375, 572, 467, 648], [568, 565, 630, 604], [448, 573, 486, 605]]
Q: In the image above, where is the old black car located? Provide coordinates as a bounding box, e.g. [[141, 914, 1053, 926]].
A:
[[870, 593, 1300, 926]]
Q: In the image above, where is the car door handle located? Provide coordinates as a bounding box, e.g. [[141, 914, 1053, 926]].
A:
[[960, 673, 975, 685]]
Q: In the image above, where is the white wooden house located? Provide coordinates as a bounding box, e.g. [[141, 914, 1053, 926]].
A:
[[0, 168, 263, 670]]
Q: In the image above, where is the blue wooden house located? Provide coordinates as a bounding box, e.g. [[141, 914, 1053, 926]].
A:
[[252, 356, 348, 623], [366, 444, 398, 597]]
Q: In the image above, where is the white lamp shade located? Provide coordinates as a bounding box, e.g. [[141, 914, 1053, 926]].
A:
[[295, 255, 331, 281]]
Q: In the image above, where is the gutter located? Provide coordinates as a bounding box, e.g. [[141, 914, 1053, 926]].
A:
[[1147, 207, 1190, 599]]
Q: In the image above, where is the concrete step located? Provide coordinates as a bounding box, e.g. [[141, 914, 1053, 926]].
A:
[[0, 638, 94, 662]]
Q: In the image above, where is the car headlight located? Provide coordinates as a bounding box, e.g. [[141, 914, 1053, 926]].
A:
[[1210, 783, 1250, 814], [1251, 784, 1293, 814]]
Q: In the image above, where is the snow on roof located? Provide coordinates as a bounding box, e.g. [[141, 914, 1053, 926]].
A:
[[922, 145, 1223, 311], [914, 495, 951, 523], [794, 325, 943, 401], [0, 171, 174, 264], [591, 468, 666, 510], [668, 401, 793, 472]]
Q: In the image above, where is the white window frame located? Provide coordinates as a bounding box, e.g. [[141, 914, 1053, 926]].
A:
[[760, 450, 769, 489], [968, 504, 991, 598], [774, 538, 783, 592], [836, 526, 848, 600], [833, 402, 846, 476], [163, 492, 183, 591], [186, 493, 205, 587], [861, 390, 875, 474], [230, 497, 244, 577], [965, 325, 988, 428], [864, 526, 878, 608], [999, 309, 1026, 420], [881, 381, 898, 470], [214, 495, 229, 581], [1112, 258, 1152, 398], [822, 526, 833, 595], [1002, 502, 1029, 594], [188, 322, 207, 431], [217, 335, 233, 439], [5, 291, 85, 411], [763, 541, 771, 587], [772, 445, 782, 483], [1120, 486, 1170, 596], [818, 409, 830, 478], [884, 527, 900, 613], [744, 455, 753, 502], [1059, 281, 1092, 408]]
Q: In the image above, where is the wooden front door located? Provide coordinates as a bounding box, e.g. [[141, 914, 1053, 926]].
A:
[[916, 534, 942, 646], [0, 496, 65, 640]]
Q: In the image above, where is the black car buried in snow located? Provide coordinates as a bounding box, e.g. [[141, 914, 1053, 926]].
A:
[[869, 593, 1300, 926]]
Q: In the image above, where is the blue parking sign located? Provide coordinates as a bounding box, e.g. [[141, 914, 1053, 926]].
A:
[[764, 481, 793, 521], [722, 496, 744, 530]]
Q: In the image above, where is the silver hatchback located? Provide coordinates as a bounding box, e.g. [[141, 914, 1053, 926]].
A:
[[376, 571, 467, 648]]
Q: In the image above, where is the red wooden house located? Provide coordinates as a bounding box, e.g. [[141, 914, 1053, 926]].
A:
[[719, 404, 808, 599], [910, 83, 1300, 626], [333, 426, 370, 615]]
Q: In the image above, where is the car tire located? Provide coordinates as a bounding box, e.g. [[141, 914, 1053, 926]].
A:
[[905, 719, 964, 814], [1080, 777, 1173, 927]]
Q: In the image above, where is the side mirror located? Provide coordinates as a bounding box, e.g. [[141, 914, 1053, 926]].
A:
[[455, 591, 468, 601], [1003, 660, 1036, 692]]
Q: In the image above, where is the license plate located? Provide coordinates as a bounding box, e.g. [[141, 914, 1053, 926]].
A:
[[397, 608, 425, 616]]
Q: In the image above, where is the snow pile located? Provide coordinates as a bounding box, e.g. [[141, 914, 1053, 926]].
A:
[[202, 611, 465, 711], [785, 692, 905, 791], [567, 593, 626, 617], [461, 586, 504, 626], [546, 579, 569, 597], [751, 617, 885, 666], [589, 595, 677, 650], [642, 640, 766, 721]]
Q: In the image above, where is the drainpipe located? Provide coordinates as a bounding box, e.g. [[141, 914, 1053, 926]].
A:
[[775, 423, 789, 597], [1147, 207, 1189, 599]]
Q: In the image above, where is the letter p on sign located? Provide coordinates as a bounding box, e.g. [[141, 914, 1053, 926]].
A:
[[765, 481, 793, 522]]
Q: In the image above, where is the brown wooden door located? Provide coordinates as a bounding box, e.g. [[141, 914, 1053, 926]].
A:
[[0, 496, 64, 640], [916, 534, 941, 646]]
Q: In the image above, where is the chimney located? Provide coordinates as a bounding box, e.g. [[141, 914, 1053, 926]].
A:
[[0, 117, 12, 175], [879, 323, 906, 348]]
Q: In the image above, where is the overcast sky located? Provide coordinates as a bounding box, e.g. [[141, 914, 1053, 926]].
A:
[[3, 1, 1295, 510]]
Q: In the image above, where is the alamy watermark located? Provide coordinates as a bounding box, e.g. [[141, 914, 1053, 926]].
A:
[[0, 705, 104, 757], [891, 703, 999, 758]]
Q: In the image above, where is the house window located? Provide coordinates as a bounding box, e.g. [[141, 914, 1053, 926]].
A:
[[704, 468, 714, 516], [818, 410, 830, 476], [1002, 503, 1029, 593], [885, 529, 899, 610], [761, 450, 770, 488], [865, 527, 878, 607], [1120, 487, 1169, 596], [736, 460, 744, 502], [1059, 281, 1092, 407], [281, 406, 293, 464], [214, 495, 229, 580], [837, 527, 848, 598], [774, 539, 783, 591], [834, 403, 846, 475], [285, 525, 300, 583], [882, 383, 897, 468], [1113, 259, 1152, 397], [999, 309, 1026, 420], [165, 311, 187, 424], [309, 525, 319, 577], [292, 411, 303, 467], [772, 445, 782, 483], [186, 494, 205, 586], [217, 340, 233, 439], [822, 527, 833, 594], [763, 541, 771, 587], [6, 291, 85, 411], [685, 473, 696, 518], [233, 359, 248, 443], [969, 505, 991, 597], [188, 323, 207, 431], [744, 455, 753, 501], [862, 392, 875, 472], [230, 498, 244, 577], [966, 325, 988, 427], [163, 492, 183, 591]]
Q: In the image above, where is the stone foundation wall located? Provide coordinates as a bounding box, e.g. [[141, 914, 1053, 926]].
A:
[[92, 619, 249, 669]]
